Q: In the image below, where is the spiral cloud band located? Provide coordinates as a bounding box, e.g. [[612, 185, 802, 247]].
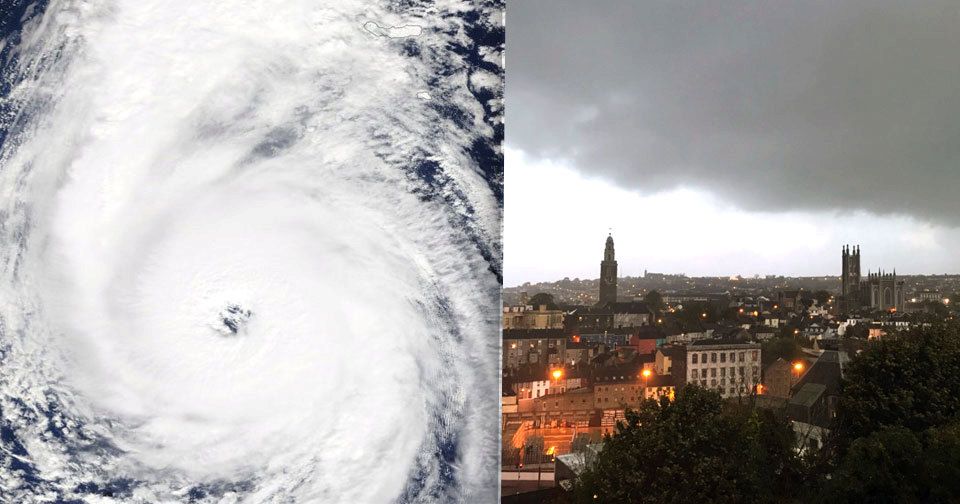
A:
[[0, 0, 502, 502]]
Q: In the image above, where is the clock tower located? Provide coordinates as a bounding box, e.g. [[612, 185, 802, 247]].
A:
[[599, 234, 618, 305]]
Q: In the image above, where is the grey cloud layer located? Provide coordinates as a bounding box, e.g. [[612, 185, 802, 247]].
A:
[[509, 1, 960, 223]]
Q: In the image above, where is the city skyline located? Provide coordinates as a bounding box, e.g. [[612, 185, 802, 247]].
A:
[[507, 1, 960, 286], [506, 150, 960, 286]]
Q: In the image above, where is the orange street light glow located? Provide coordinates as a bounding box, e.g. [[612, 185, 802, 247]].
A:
[[793, 362, 804, 372], [551, 369, 563, 380], [642, 369, 652, 378]]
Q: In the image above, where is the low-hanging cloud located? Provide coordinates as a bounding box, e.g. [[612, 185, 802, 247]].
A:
[[509, 0, 960, 224]]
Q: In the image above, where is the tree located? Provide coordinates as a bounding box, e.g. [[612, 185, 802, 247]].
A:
[[761, 336, 804, 367], [813, 290, 832, 306], [676, 301, 718, 325], [571, 387, 804, 503], [524, 434, 545, 466], [843, 323, 868, 339], [570, 433, 593, 454], [824, 424, 960, 503], [832, 323, 960, 451], [921, 300, 951, 318], [643, 290, 664, 312], [527, 292, 556, 308]]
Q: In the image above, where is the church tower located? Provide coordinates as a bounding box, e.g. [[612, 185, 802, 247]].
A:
[[599, 234, 618, 305], [840, 245, 861, 313]]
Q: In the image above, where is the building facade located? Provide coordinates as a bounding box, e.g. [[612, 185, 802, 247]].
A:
[[684, 341, 762, 398], [512, 377, 586, 399], [502, 329, 567, 369], [502, 303, 565, 330], [840, 245, 905, 313], [863, 271, 905, 312]]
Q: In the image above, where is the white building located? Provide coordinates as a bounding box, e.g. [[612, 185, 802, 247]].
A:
[[684, 341, 761, 398], [512, 377, 586, 399]]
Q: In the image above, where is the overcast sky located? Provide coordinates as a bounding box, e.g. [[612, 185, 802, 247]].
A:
[[506, 0, 960, 286]]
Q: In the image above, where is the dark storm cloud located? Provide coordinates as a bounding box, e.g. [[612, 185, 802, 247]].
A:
[[509, 1, 960, 223]]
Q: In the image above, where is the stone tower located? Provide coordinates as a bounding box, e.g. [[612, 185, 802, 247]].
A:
[[840, 245, 861, 313], [599, 234, 618, 305]]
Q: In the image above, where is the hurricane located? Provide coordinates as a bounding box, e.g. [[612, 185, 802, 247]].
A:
[[0, 0, 503, 502]]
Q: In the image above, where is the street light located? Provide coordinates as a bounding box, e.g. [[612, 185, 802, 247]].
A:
[[551, 368, 563, 380], [641, 368, 652, 397]]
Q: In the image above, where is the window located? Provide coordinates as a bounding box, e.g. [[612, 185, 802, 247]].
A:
[[720, 353, 726, 363], [711, 353, 717, 363], [692, 353, 698, 364], [710, 368, 717, 377], [739, 352, 745, 362], [720, 368, 726, 377], [690, 370, 697, 380], [701, 369, 708, 378], [701, 353, 707, 363]]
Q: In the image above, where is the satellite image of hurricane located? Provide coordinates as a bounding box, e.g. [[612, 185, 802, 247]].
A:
[[0, 0, 502, 502]]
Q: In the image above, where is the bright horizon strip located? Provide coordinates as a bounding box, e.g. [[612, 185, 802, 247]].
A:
[[505, 146, 960, 287]]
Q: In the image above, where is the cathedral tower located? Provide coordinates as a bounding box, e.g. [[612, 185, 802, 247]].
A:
[[599, 234, 618, 305], [840, 245, 861, 313]]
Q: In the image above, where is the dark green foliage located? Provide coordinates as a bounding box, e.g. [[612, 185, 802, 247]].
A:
[[571, 387, 803, 503], [843, 322, 868, 339], [676, 301, 718, 324], [824, 322, 960, 502], [833, 324, 960, 449], [527, 292, 556, 308], [813, 290, 832, 306], [825, 425, 960, 503], [642, 290, 664, 312], [570, 433, 593, 454], [761, 336, 804, 367]]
